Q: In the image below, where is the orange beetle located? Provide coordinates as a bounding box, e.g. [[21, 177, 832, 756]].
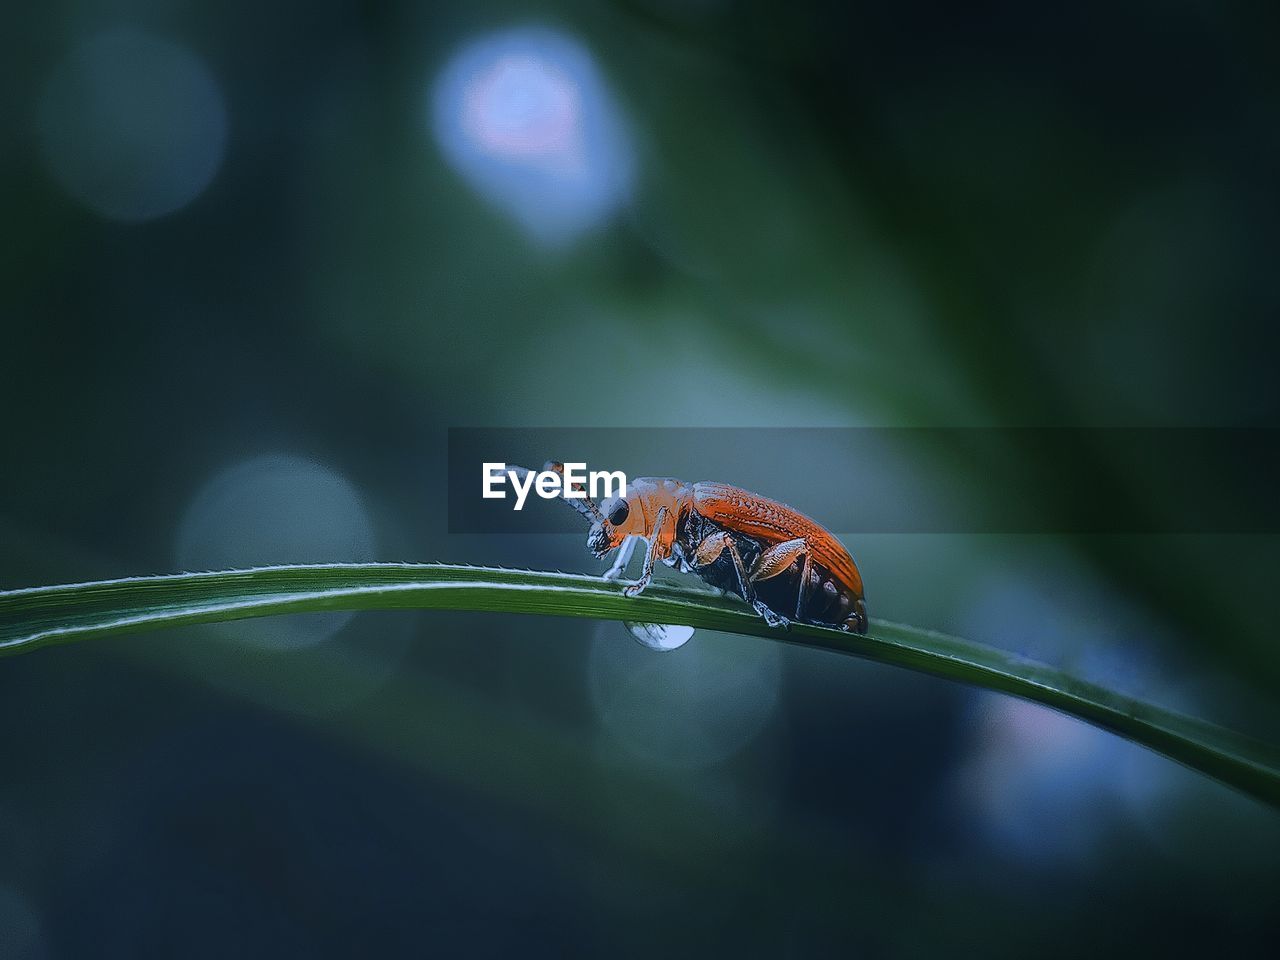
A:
[[527, 463, 867, 634]]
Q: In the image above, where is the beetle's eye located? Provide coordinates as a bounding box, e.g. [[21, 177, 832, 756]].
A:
[[606, 500, 629, 526]]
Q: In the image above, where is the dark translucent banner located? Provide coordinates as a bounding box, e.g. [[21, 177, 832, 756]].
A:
[[447, 428, 1280, 534]]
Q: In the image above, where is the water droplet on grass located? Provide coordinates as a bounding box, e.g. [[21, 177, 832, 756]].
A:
[[624, 621, 694, 651]]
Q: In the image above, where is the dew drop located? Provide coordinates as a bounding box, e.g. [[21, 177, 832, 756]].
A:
[[624, 621, 694, 652]]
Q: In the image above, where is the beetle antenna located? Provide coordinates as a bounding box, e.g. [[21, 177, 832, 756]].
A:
[[508, 462, 606, 525], [544, 461, 608, 523]]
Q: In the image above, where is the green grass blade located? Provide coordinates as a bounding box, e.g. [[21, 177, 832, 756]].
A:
[[2, 562, 1277, 808]]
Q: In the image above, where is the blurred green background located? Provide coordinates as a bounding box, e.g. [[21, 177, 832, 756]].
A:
[[2, 0, 1279, 955]]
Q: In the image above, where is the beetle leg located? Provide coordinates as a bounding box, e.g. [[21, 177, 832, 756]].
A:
[[751, 598, 788, 629], [624, 507, 671, 598], [662, 543, 689, 571], [724, 539, 790, 627], [689, 530, 788, 626], [692, 531, 752, 597], [749, 538, 807, 583], [726, 541, 752, 598], [602, 535, 639, 580], [742, 537, 807, 629], [795, 552, 814, 621], [690, 530, 731, 567], [743, 536, 812, 620]]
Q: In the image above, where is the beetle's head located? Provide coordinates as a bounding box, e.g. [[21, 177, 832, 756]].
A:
[[587, 495, 634, 558]]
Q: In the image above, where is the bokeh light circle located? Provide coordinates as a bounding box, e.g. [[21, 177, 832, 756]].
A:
[[588, 621, 782, 766], [38, 27, 228, 221], [431, 26, 634, 244], [175, 453, 376, 650], [953, 557, 1181, 866]]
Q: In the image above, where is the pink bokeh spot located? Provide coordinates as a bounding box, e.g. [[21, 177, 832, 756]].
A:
[[460, 54, 586, 177]]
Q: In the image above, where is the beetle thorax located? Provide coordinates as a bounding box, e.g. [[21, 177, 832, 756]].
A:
[[625, 477, 693, 535]]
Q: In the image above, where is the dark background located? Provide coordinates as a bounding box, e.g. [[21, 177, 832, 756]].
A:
[[2, 1, 1279, 956]]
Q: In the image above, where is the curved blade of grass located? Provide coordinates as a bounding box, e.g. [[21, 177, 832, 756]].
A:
[[1, 562, 1277, 808]]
